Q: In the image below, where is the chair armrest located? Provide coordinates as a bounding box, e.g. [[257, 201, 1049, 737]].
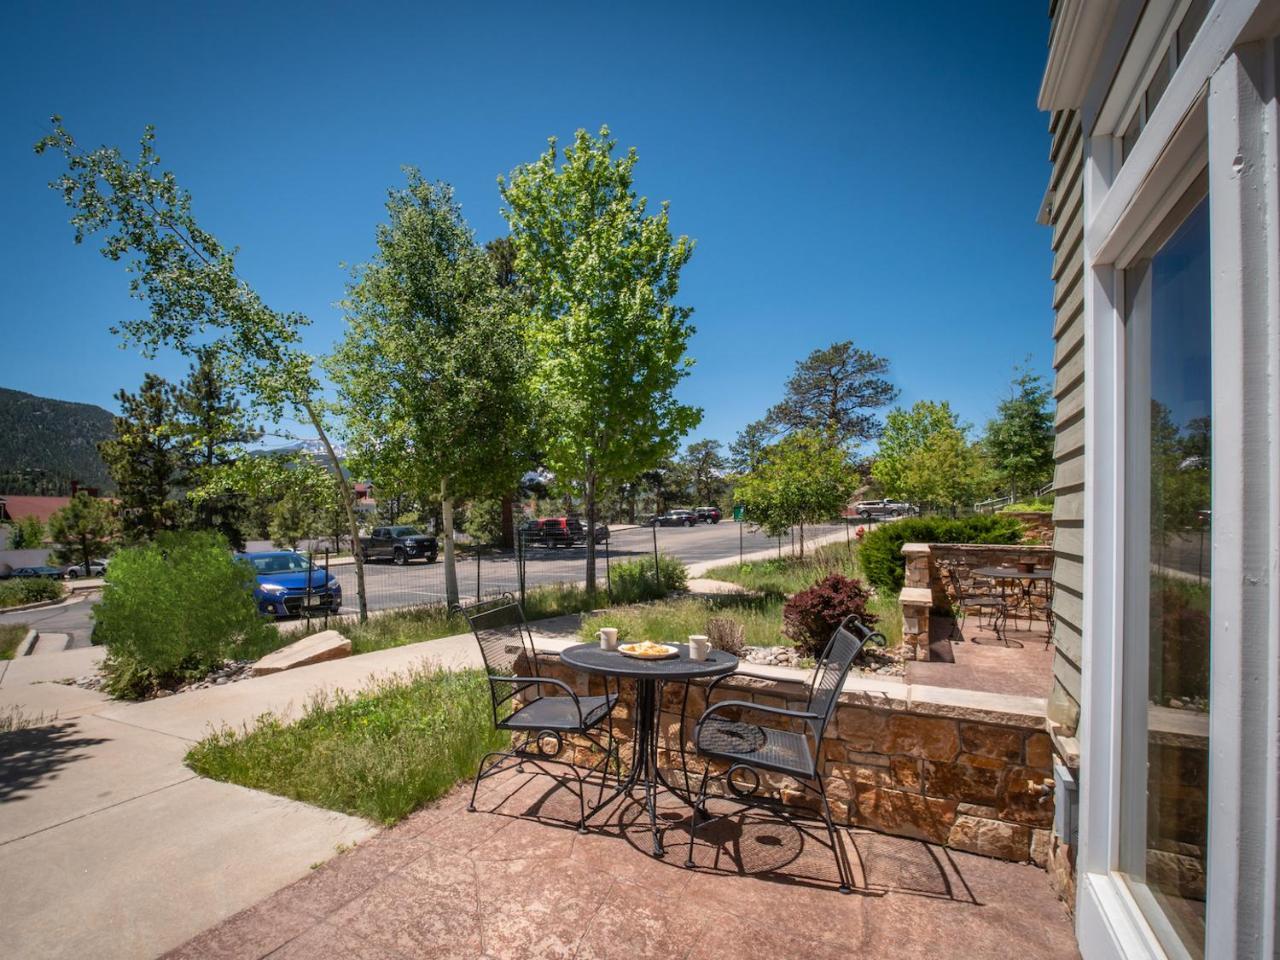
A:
[[489, 675, 585, 725], [696, 698, 821, 728]]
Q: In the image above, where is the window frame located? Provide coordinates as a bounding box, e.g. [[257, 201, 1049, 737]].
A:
[[1075, 6, 1280, 960]]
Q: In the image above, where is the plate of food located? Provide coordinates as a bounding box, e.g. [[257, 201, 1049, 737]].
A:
[[618, 641, 680, 660]]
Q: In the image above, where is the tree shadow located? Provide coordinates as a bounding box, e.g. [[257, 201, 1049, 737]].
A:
[[0, 718, 109, 803]]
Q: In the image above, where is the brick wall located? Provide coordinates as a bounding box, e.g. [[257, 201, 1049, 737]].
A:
[[518, 652, 1055, 866]]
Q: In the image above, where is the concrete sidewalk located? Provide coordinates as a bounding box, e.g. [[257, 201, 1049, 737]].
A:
[[0, 619, 573, 960]]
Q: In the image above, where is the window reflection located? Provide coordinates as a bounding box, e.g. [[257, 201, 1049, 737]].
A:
[[1124, 198, 1211, 957]]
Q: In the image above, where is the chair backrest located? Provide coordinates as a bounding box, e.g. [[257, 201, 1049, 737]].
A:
[[458, 593, 539, 678], [805, 615, 881, 738]]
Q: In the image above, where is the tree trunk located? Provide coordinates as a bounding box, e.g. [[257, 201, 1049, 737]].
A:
[[799, 520, 805, 559], [303, 401, 367, 622], [500, 494, 514, 549], [584, 469, 597, 597], [441, 477, 459, 609]]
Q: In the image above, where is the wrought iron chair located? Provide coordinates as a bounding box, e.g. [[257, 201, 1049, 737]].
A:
[[684, 614, 885, 893], [459, 594, 620, 833], [944, 565, 1004, 643]]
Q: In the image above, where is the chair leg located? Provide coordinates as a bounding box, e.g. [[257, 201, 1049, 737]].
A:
[[816, 773, 851, 894], [468, 749, 507, 812], [685, 768, 711, 868]]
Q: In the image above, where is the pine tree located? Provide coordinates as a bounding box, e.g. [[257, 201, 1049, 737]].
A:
[[99, 374, 186, 542], [176, 349, 261, 547]]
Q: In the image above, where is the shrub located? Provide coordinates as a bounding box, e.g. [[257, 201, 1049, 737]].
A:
[[782, 573, 878, 657], [0, 577, 65, 609], [706, 616, 746, 656], [607, 553, 687, 603], [94, 530, 275, 699], [859, 515, 1025, 594]]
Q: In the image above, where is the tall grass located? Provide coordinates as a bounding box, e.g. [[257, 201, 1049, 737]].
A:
[[186, 665, 506, 824], [0, 623, 29, 660], [692, 541, 902, 649]]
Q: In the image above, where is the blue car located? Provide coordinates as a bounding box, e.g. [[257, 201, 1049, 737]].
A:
[[238, 551, 342, 619]]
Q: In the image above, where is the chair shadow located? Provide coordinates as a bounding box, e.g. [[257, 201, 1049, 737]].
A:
[[0, 718, 110, 803]]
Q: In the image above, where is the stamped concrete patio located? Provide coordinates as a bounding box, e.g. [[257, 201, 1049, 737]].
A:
[[165, 768, 1078, 960]]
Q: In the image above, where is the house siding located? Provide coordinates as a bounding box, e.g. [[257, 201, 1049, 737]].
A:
[[1045, 107, 1084, 738]]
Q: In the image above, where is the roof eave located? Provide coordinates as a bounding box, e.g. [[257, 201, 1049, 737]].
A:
[[1038, 0, 1124, 112]]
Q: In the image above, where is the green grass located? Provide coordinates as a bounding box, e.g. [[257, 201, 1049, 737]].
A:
[[186, 665, 507, 824], [580, 592, 902, 652], [691, 541, 902, 650], [582, 595, 790, 648], [701, 540, 864, 596], [0, 623, 28, 660]]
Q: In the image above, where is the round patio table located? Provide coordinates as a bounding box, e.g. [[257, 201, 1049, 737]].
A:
[[972, 566, 1052, 643], [560, 642, 737, 858]]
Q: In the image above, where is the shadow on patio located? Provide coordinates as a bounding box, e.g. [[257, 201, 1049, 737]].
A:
[[165, 769, 1078, 960]]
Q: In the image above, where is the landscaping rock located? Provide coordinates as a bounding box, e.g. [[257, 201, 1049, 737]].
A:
[[251, 630, 352, 676]]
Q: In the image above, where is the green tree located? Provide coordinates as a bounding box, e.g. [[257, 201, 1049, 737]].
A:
[[269, 489, 314, 549], [735, 430, 856, 556], [6, 515, 45, 549], [99, 373, 186, 542], [36, 120, 371, 619], [463, 500, 505, 545], [328, 171, 532, 608], [984, 365, 1054, 499], [873, 400, 983, 512], [485, 235, 519, 289], [501, 126, 701, 593], [728, 419, 775, 474], [176, 349, 261, 547], [681, 439, 727, 506], [765, 341, 898, 448], [48, 492, 118, 576]]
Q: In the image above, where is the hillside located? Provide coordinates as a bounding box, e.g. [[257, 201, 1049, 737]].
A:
[[0, 387, 115, 493]]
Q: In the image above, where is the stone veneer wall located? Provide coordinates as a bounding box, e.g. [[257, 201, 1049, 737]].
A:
[[899, 542, 1055, 661], [1004, 511, 1054, 545], [517, 651, 1056, 866]]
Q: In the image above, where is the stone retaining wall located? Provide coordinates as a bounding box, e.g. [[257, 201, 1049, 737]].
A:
[[899, 542, 1054, 661], [1005, 511, 1054, 545], [517, 651, 1055, 866]]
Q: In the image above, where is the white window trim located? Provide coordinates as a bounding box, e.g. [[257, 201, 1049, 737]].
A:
[[1076, 6, 1280, 960]]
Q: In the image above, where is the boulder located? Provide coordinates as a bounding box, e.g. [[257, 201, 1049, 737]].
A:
[[251, 630, 352, 676]]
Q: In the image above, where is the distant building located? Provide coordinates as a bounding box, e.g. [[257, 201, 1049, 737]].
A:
[[0, 494, 74, 526]]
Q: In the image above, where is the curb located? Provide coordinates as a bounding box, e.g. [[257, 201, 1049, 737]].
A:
[[0, 590, 92, 615], [14, 629, 39, 657]]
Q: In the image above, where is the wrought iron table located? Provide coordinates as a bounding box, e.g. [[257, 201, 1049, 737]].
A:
[[972, 566, 1053, 644], [560, 642, 737, 857]]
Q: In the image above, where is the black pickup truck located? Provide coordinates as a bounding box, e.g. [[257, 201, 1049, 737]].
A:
[[358, 525, 438, 565]]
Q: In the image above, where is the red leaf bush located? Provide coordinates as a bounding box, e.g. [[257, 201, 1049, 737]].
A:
[[782, 573, 877, 658]]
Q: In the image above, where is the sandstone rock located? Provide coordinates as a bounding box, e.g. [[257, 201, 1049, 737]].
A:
[[924, 757, 1001, 806], [879, 714, 960, 761], [996, 765, 1055, 827], [890, 756, 922, 791], [948, 815, 1032, 862], [836, 705, 887, 751], [251, 630, 352, 676], [1030, 828, 1051, 867], [959, 723, 1025, 763], [852, 785, 957, 844], [1025, 732, 1054, 771]]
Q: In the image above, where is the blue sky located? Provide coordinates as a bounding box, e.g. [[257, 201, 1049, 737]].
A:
[[1, 1, 1052, 454]]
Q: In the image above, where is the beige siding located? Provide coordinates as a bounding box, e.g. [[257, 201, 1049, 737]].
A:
[[1046, 108, 1085, 736]]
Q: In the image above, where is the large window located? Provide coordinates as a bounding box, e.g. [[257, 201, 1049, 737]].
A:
[[1122, 195, 1211, 958]]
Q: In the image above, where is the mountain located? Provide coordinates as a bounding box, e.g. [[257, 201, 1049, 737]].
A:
[[0, 387, 115, 494]]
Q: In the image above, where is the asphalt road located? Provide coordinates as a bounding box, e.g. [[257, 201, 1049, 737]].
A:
[[0, 521, 848, 644], [331, 521, 847, 611]]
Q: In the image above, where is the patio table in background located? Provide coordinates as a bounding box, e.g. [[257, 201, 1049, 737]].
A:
[[559, 642, 737, 857], [971, 566, 1053, 645]]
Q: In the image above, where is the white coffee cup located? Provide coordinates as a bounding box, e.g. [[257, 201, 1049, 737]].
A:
[[688, 634, 710, 660], [598, 627, 619, 651]]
